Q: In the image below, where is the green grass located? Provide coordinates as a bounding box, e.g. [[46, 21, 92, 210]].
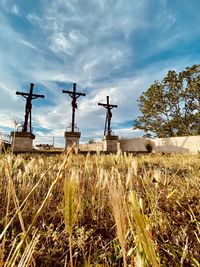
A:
[[0, 152, 199, 266]]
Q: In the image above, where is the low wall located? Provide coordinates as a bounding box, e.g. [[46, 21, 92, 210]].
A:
[[119, 138, 149, 152], [79, 135, 200, 154], [79, 142, 103, 151], [152, 135, 200, 153], [119, 135, 200, 154]]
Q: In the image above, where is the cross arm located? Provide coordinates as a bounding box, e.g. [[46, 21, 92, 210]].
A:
[[32, 94, 45, 99], [98, 103, 118, 108], [98, 103, 107, 107], [16, 91, 45, 99], [62, 90, 86, 96], [16, 91, 29, 97], [110, 104, 118, 108]]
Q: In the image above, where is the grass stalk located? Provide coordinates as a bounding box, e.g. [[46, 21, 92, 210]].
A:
[[128, 191, 159, 267], [0, 152, 69, 243], [0, 163, 11, 267], [63, 171, 80, 267], [1, 152, 69, 266], [108, 174, 127, 267]]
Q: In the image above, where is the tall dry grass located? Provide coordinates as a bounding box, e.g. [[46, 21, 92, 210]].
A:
[[63, 170, 81, 267], [0, 152, 199, 266]]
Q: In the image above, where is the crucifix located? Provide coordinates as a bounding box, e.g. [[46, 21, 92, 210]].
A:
[[98, 96, 118, 136], [62, 83, 86, 132], [16, 83, 45, 133]]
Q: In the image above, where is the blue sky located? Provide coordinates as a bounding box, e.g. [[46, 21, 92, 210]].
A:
[[1, 0, 200, 145]]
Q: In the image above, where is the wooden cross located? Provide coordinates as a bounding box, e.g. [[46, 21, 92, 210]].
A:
[[98, 96, 118, 136], [62, 83, 86, 132], [16, 83, 45, 133]]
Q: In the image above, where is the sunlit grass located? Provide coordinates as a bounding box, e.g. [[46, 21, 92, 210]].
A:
[[0, 152, 199, 266]]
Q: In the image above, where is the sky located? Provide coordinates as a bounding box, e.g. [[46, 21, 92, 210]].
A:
[[0, 0, 200, 146]]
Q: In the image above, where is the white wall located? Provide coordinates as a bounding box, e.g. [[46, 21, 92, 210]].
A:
[[119, 135, 200, 154], [79, 142, 103, 151], [119, 138, 149, 152], [79, 135, 200, 154], [152, 135, 200, 154]]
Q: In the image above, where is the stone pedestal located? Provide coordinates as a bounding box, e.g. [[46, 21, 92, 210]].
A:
[[64, 131, 81, 151], [103, 135, 119, 152], [11, 132, 35, 152]]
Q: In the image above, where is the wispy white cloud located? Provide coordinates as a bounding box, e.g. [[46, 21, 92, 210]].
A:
[[11, 4, 20, 15], [18, 39, 39, 51], [2, 1, 20, 16]]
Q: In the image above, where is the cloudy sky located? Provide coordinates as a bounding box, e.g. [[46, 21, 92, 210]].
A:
[[1, 0, 200, 145]]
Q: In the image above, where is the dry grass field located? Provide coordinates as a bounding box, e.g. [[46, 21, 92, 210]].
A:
[[0, 152, 199, 266]]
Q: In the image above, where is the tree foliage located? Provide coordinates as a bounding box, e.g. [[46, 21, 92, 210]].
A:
[[134, 64, 200, 137]]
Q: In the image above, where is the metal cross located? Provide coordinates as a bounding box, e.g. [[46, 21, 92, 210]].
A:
[[62, 83, 86, 132], [98, 96, 118, 136], [16, 83, 45, 133]]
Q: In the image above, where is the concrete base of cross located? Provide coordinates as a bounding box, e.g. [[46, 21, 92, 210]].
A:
[[10, 131, 35, 152], [103, 135, 119, 152], [64, 131, 81, 152]]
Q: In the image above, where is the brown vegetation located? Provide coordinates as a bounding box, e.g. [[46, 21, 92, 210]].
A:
[[0, 152, 199, 266]]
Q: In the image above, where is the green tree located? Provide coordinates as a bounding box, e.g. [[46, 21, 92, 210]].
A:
[[134, 64, 200, 137]]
